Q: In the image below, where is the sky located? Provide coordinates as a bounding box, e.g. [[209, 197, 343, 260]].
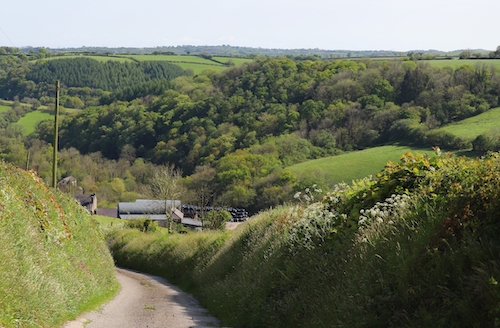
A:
[[1, 0, 499, 52]]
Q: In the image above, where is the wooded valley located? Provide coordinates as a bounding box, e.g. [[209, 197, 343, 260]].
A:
[[2, 46, 500, 213]]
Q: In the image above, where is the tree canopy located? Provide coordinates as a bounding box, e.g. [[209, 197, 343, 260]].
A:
[[3, 51, 500, 212]]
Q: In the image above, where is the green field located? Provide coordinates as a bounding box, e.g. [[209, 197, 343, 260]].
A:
[[37, 54, 252, 75], [287, 145, 435, 186], [287, 106, 500, 186], [438, 106, 500, 139], [0, 104, 9, 114], [171, 62, 226, 74], [212, 56, 253, 66], [425, 59, 500, 69], [35, 55, 134, 63], [15, 110, 53, 135], [121, 54, 219, 63], [119, 54, 241, 74]]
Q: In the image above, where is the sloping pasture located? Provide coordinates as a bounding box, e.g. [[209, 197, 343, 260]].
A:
[[287, 145, 435, 187], [438, 106, 500, 139], [119, 54, 252, 74]]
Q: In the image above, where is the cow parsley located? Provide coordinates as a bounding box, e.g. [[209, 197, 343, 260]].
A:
[[357, 193, 413, 244], [288, 201, 346, 250]]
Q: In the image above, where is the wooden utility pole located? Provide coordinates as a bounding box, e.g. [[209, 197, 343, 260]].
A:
[[52, 80, 60, 188]]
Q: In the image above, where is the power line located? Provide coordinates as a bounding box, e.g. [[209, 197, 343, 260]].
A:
[[0, 25, 16, 48]]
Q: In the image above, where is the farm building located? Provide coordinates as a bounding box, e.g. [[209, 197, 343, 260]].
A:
[[118, 200, 185, 227], [75, 194, 97, 214], [57, 176, 77, 190], [118, 200, 249, 229]]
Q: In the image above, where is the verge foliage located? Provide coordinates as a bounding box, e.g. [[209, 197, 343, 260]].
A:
[[109, 151, 500, 327], [0, 162, 118, 328]]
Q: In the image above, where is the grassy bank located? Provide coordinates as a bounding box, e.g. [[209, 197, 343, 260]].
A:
[[0, 162, 118, 328], [108, 152, 500, 327]]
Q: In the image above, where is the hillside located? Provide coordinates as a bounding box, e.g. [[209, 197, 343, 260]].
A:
[[438, 106, 500, 139], [0, 162, 118, 327], [41, 53, 254, 75], [3, 51, 500, 213], [287, 145, 434, 187], [286, 104, 500, 188]]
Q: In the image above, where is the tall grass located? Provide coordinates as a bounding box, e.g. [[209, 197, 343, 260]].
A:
[[0, 162, 118, 327], [108, 152, 500, 327]]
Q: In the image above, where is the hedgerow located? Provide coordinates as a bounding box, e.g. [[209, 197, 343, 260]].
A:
[[109, 151, 500, 327]]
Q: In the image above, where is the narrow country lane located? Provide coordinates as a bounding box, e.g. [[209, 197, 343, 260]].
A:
[[63, 268, 221, 328]]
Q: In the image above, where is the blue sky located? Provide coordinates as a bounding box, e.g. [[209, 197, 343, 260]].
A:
[[1, 0, 499, 51]]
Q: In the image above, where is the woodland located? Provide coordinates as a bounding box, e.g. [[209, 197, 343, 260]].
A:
[[2, 46, 500, 213]]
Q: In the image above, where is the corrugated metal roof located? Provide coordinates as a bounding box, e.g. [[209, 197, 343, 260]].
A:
[[118, 200, 181, 216], [181, 217, 203, 227], [119, 214, 168, 221]]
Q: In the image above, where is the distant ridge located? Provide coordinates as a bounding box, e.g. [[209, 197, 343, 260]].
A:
[[21, 45, 492, 58]]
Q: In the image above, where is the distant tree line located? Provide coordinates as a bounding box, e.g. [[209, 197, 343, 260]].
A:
[[38, 45, 409, 58]]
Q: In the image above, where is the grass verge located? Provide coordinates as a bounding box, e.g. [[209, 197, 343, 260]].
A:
[[0, 162, 119, 328]]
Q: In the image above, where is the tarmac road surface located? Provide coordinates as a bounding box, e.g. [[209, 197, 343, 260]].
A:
[[63, 267, 221, 328]]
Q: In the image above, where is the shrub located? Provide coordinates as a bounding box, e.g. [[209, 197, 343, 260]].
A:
[[204, 210, 232, 231], [472, 133, 499, 152], [424, 129, 471, 150], [125, 218, 159, 232]]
